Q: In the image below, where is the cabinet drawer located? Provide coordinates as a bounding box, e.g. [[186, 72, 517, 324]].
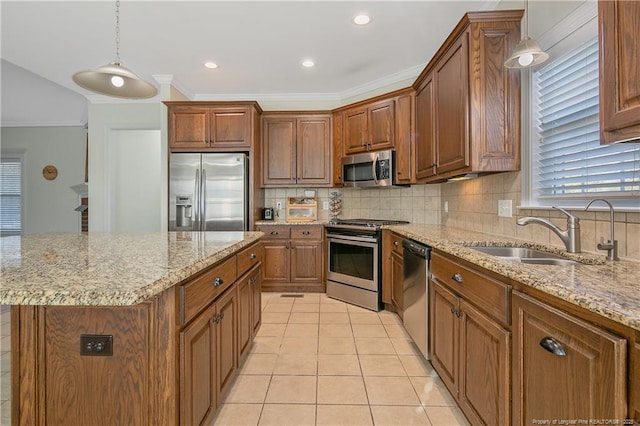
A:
[[181, 256, 237, 325], [237, 242, 262, 276], [290, 226, 322, 240], [258, 226, 290, 239], [431, 252, 510, 325]]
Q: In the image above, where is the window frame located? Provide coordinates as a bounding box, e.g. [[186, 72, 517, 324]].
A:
[[0, 149, 25, 236], [520, 1, 640, 212]]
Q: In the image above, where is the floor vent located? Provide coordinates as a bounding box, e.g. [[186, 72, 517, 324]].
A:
[[280, 293, 304, 298]]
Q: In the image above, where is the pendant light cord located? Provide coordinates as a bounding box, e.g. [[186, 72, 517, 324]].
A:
[[114, 0, 121, 65], [524, 0, 529, 37]]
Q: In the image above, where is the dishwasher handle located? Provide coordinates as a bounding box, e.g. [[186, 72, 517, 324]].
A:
[[402, 239, 430, 258]]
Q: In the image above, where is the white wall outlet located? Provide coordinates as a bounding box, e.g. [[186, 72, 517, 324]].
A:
[[323, 201, 329, 210], [276, 201, 282, 211], [444, 201, 449, 213], [498, 199, 512, 218]]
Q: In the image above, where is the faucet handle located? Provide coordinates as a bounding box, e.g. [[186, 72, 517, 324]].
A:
[[553, 206, 579, 225]]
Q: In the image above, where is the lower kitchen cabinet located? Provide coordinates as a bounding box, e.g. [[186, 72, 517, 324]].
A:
[[429, 251, 511, 425], [512, 291, 627, 425], [258, 225, 324, 292], [381, 230, 404, 316], [238, 265, 261, 360]]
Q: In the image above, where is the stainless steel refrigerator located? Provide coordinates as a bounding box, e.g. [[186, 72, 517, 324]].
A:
[[169, 153, 248, 231]]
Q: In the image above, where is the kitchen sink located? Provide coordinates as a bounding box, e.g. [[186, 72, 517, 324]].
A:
[[468, 246, 578, 265]]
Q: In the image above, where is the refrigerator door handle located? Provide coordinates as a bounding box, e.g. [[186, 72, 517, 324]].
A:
[[194, 169, 200, 230], [201, 169, 206, 231]]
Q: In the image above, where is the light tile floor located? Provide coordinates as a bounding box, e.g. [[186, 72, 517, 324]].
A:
[[212, 293, 470, 426], [0, 295, 470, 426]]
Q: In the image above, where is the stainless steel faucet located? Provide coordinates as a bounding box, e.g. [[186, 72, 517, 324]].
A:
[[584, 198, 619, 261], [516, 207, 581, 253]]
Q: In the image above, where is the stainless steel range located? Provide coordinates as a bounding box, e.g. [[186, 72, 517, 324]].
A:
[[325, 218, 409, 311]]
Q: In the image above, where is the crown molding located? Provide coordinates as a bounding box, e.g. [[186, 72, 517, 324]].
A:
[[536, 1, 597, 50], [0, 120, 86, 128]]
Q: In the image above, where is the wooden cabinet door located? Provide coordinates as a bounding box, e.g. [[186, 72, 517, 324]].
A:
[[210, 108, 251, 149], [180, 303, 217, 426], [262, 117, 297, 186], [261, 240, 290, 284], [599, 0, 640, 143], [414, 73, 437, 181], [169, 106, 210, 150], [430, 280, 460, 396], [290, 240, 322, 283], [216, 288, 238, 399], [297, 116, 331, 185], [332, 111, 344, 185], [344, 107, 369, 155], [390, 250, 404, 317], [237, 272, 252, 360], [251, 267, 262, 336], [512, 291, 627, 425], [394, 93, 413, 183], [435, 31, 469, 175], [368, 99, 395, 151], [459, 300, 510, 426]]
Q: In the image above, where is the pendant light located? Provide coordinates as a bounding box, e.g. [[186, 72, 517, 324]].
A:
[[504, 0, 549, 68], [72, 0, 157, 99]]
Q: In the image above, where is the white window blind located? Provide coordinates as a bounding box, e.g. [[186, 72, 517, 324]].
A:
[[533, 37, 640, 206], [0, 157, 23, 236]]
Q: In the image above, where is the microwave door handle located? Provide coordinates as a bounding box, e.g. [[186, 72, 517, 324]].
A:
[[372, 153, 380, 185]]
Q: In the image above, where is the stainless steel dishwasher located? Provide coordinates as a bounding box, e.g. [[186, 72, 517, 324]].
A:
[[402, 239, 431, 359]]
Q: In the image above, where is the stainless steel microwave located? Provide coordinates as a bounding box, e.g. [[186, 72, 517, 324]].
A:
[[342, 150, 403, 188]]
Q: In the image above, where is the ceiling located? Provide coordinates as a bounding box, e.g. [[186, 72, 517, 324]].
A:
[[1, 0, 499, 125]]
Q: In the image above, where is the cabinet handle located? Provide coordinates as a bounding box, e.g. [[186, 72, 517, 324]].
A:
[[213, 277, 224, 287], [220, 312, 225, 320], [393, 241, 399, 246], [213, 314, 220, 324], [302, 231, 310, 235], [455, 310, 462, 318], [539, 337, 566, 356], [451, 273, 464, 283], [270, 231, 279, 236], [250, 253, 256, 259]]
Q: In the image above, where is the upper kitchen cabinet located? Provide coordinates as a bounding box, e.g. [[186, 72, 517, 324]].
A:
[[343, 98, 395, 155], [261, 113, 332, 187], [413, 10, 523, 182], [599, 0, 640, 144], [166, 102, 262, 151]]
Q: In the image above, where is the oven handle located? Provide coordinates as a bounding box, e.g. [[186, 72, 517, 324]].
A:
[[327, 234, 378, 244]]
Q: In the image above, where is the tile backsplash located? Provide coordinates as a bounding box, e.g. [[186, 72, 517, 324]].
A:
[[263, 171, 639, 261]]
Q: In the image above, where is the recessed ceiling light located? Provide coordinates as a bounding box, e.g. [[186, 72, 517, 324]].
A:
[[204, 62, 218, 69], [302, 59, 315, 68], [353, 14, 371, 25]]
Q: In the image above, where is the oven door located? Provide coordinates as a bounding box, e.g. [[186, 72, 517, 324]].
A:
[[327, 234, 379, 291]]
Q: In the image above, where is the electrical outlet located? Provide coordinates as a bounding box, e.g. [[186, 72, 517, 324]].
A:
[[276, 201, 282, 211], [498, 200, 512, 218], [444, 201, 449, 213], [323, 201, 329, 210], [80, 334, 113, 356]]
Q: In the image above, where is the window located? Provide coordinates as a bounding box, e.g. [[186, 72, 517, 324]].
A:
[[0, 155, 23, 236], [523, 4, 640, 211]]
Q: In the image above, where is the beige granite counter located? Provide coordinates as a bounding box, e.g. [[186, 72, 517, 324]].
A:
[[387, 224, 640, 331], [255, 220, 327, 226], [0, 231, 263, 306]]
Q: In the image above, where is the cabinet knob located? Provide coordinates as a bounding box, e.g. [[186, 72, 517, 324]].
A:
[[213, 277, 224, 287], [451, 273, 464, 283], [539, 337, 566, 356], [213, 315, 220, 324], [302, 231, 310, 235], [250, 253, 256, 259], [393, 241, 399, 246], [270, 231, 279, 236]]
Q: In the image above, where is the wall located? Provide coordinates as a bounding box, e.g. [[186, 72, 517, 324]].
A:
[[1, 126, 86, 233], [87, 103, 164, 232], [264, 184, 440, 225]]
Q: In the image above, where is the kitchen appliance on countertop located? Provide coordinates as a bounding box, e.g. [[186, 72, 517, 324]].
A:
[[169, 153, 248, 231], [403, 239, 431, 359], [325, 218, 409, 311], [262, 207, 274, 221]]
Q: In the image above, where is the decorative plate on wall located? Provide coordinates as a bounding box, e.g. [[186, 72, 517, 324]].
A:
[[42, 165, 58, 180]]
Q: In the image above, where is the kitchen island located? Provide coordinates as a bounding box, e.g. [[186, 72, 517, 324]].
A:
[[0, 231, 263, 426]]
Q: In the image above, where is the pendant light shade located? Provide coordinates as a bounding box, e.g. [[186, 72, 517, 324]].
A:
[[505, 0, 549, 69], [73, 62, 157, 99], [72, 0, 157, 99], [504, 36, 549, 68]]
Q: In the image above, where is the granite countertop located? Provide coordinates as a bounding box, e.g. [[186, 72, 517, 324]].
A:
[[255, 220, 328, 226], [0, 231, 263, 306], [388, 224, 640, 332]]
